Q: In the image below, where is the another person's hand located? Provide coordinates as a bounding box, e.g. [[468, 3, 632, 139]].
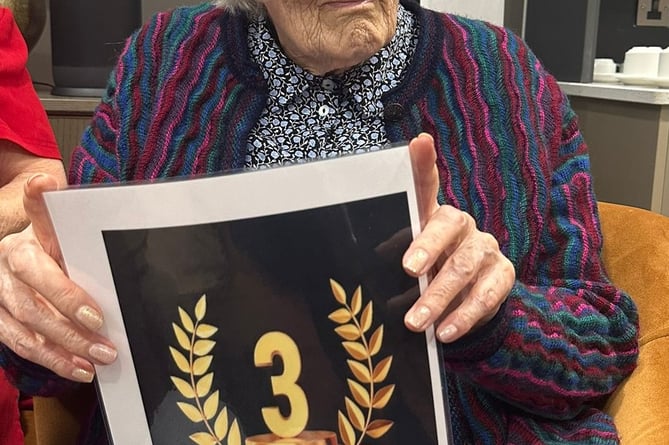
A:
[[0, 174, 117, 382], [404, 134, 516, 342], [0, 141, 67, 238]]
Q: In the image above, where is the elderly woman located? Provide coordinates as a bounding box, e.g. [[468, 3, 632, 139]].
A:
[[0, 0, 638, 444]]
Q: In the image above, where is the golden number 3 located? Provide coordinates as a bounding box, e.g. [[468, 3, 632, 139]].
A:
[[254, 331, 309, 438]]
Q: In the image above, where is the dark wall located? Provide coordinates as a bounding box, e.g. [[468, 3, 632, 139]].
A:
[[524, 0, 600, 82], [27, 0, 204, 86]]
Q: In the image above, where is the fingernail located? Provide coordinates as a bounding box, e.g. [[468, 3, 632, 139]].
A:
[[71, 368, 95, 383], [438, 324, 457, 343], [89, 343, 117, 364], [26, 173, 47, 186], [404, 248, 429, 274], [76, 305, 104, 331], [407, 305, 432, 330]]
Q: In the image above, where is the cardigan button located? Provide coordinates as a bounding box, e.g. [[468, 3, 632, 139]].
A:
[[383, 103, 404, 122], [321, 78, 336, 90]]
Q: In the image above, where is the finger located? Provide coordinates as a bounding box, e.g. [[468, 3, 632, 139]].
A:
[[404, 233, 486, 332], [408, 133, 439, 226], [403, 205, 476, 276], [6, 287, 116, 364], [23, 173, 62, 260], [2, 245, 116, 364], [6, 234, 106, 333], [434, 255, 515, 343], [0, 306, 96, 383]]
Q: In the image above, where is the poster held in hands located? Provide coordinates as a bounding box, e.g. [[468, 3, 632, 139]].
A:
[[44, 145, 452, 445]]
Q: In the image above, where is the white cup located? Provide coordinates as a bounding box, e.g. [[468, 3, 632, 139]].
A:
[[593, 58, 617, 75], [659, 47, 669, 78], [623, 46, 661, 77]]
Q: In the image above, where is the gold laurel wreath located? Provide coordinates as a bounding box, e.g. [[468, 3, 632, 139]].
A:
[[328, 279, 395, 445], [170, 294, 242, 445]]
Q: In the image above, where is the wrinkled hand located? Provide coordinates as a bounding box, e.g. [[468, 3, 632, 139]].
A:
[[404, 134, 516, 343], [0, 174, 117, 382]]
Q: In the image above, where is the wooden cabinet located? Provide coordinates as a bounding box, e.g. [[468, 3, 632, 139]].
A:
[[38, 92, 98, 169]]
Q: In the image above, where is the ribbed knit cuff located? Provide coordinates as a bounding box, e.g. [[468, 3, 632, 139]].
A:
[[0, 344, 78, 397], [439, 296, 510, 363]]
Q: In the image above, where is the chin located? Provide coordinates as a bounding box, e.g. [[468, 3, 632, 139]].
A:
[[341, 26, 388, 62], [308, 19, 394, 74]]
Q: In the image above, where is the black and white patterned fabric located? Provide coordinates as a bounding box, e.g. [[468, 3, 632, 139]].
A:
[[244, 4, 418, 169]]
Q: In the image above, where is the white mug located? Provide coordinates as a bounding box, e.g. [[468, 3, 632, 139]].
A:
[[623, 46, 661, 77], [593, 58, 617, 75]]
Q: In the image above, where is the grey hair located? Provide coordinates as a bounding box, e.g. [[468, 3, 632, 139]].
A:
[[211, 0, 265, 17]]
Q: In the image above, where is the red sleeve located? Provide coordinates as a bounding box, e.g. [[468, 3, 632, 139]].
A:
[[0, 7, 60, 159]]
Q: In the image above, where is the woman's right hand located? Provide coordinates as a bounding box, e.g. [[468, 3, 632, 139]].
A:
[[0, 174, 117, 382]]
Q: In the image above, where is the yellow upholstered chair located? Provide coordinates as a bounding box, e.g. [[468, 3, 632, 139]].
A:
[[28, 384, 95, 445], [22, 202, 669, 444], [599, 202, 669, 444]]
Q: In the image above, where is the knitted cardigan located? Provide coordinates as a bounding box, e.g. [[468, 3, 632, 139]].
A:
[[0, 2, 639, 444]]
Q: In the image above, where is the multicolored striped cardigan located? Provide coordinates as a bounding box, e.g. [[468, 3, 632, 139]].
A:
[[0, 1, 638, 444]]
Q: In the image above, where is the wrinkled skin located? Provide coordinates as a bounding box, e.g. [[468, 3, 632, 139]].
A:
[[0, 140, 67, 238], [260, 0, 400, 75]]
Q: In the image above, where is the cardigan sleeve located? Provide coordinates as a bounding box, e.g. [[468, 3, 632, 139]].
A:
[[0, 347, 81, 397], [67, 47, 125, 184], [67, 3, 234, 184], [67, 5, 183, 185], [438, 74, 639, 419]]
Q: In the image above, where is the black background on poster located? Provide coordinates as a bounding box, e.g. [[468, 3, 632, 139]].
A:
[[103, 192, 443, 444]]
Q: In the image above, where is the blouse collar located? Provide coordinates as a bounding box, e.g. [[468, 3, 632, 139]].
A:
[[248, 4, 418, 119]]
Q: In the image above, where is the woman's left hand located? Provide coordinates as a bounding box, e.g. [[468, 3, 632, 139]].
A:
[[404, 134, 516, 343]]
